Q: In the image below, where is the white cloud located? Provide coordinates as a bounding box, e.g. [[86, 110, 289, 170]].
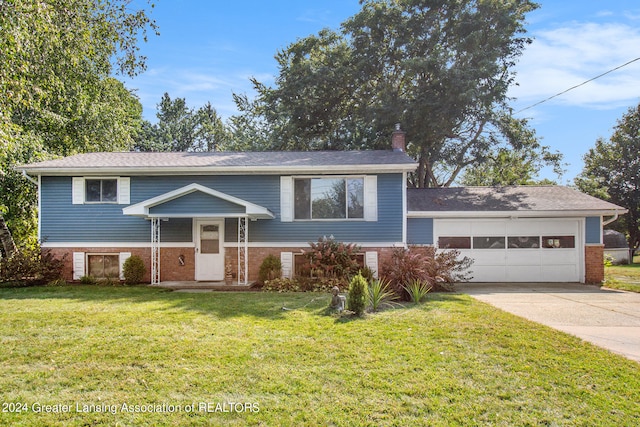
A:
[[510, 22, 640, 109]]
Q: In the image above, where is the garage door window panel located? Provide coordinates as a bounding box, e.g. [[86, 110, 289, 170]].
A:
[[438, 237, 471, 249], [508, 236, 540, 249], [542, 236, 575, 249], [473, 237, 505, 249]]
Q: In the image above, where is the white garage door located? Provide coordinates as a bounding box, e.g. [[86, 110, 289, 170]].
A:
[[435, 218, 582, 282]]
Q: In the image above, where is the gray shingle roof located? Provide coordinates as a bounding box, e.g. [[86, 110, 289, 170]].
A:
[[408, 186, 625, 213], [18, 150, 417, 174]]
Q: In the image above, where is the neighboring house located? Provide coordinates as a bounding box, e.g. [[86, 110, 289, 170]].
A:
[[18, 132, 626, 285], [18, 133, 416, 284], [603, 229, 631, 265], [407, 186, 627, 283]]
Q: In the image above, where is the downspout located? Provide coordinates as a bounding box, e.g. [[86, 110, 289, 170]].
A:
[[21, 171, 41, 240], [602, 211, 620, 226], [22, 170, 39, 186]]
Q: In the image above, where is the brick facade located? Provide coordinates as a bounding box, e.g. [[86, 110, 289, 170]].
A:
[[585, 244, 605, 284], [49, 245, 394, 283], [48, 246, 194, 283]]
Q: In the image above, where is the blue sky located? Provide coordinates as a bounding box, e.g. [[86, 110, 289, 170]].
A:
[[123, 1, 640, 184]]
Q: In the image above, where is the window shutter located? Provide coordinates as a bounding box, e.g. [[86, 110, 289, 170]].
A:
[[118, 177, 130, 205], [364, 175, 378, 222], [280, 176, 293, 222], [72, 178, 84, 205], [280, 252, 293, 278], [365, 251, 378, 278], [119, 252, 131, 280], [73, 252, 85, 280]]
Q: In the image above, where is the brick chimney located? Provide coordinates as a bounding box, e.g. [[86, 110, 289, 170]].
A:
[[392, 123, 406, 152]]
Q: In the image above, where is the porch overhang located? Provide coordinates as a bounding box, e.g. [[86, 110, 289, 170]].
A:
[[122, 183, 275, 220]]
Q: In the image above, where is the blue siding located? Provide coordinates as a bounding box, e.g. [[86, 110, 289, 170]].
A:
[[41, 177, 151, 242], [245, 173, 404, 243], [585, 216, 601, 244], [149, 191, 245, 216], [407, 218, 433, 245], [40, 173, 405, 244]]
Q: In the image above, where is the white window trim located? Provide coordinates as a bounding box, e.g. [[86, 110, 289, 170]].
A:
[[73, 251, 131, 280], [281, 175, 377, 222], [72, 177, 130, 205]]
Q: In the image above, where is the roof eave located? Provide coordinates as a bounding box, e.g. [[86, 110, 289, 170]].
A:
[[407, 209, 628, 218], [17, 163, 418, 176]]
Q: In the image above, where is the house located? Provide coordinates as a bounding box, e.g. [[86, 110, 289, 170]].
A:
[[17, 131, 626, 285], [603, 229, 631, 265], [407, 186, 626, 283], [17, 131, 417, 284]]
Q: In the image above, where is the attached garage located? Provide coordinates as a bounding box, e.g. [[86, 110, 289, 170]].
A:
[[434, 218, 581, 282], [406, 186, 627, 284]]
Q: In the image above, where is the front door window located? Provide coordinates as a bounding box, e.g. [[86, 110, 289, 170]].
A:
[[200, 224, 220, 254]]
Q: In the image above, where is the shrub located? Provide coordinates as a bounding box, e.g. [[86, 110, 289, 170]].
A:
[[347, 272, 367, 316], [403, 279, 432, 304], [123, 255, 146, 285], [380, 246, 473, 299], [0, 245, 64, 287], [259, 254, 282, 282], [380, 247, 434, 300], [426, 247, 473, 292], [367, 278, 398, 312], [263, 277, 345, 293], [80, 275, 97, 285], [303, 236, 361, 279]]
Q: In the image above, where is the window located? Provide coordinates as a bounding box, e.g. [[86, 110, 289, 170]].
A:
[[73, 177, 129, 205], [85, 179, 118, 203], [294, 177, 364, 220], [87, 254, 120, 278], [473, 237, 505, 249], [508, 236, 540, 248], [200, 224, 220, 254], [438, 237, 471, 249], [542, 236, 575, 248]]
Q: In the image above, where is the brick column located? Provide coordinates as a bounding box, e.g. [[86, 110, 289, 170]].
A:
[[585, 244, 605, 284]]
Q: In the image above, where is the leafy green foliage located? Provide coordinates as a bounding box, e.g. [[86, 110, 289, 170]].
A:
[[232, 0, 540, 187], [135, 94, 231, 152], [347, 272, 368, 316], [1, 0, 157, 246], [459, 116, 564, 185], [262, 277, 344, 293], [258, 254, 282, 283], [367, 278, 398, 312], [303, 236, 361, 279], [403, 279, 432, 304], [123, 255, 146, 285], [0, 246, 64, 287], [575, 103, 640, 254]]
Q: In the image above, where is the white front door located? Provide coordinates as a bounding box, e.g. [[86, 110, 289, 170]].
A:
[[195, 220, 224, 281]]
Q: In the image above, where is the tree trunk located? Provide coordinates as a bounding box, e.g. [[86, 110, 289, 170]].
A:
[[0, 215, 17, 259]]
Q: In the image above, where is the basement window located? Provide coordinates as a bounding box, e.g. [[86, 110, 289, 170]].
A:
[[87, 254, 120, 278]]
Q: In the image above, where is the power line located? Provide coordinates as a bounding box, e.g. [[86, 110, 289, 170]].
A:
[[514, 56, 640, 114]]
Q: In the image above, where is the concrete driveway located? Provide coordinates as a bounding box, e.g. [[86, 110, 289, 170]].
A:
[[457, 283, 640, 363]]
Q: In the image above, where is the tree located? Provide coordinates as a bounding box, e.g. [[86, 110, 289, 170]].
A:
[[458, 116, 563, 185], [135, 94, 230, 152], [232, 0, 540, 187], [575, 103, 640, 255], [0, 0, 157, 245]]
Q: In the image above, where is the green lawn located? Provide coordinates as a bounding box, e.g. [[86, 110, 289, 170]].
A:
[[0, 286, 638, 426], [605, 255, 640, 293]]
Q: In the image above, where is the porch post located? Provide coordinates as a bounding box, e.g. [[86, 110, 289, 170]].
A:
[[151, 217, 160, 284], [238, 216, 248, 285]]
